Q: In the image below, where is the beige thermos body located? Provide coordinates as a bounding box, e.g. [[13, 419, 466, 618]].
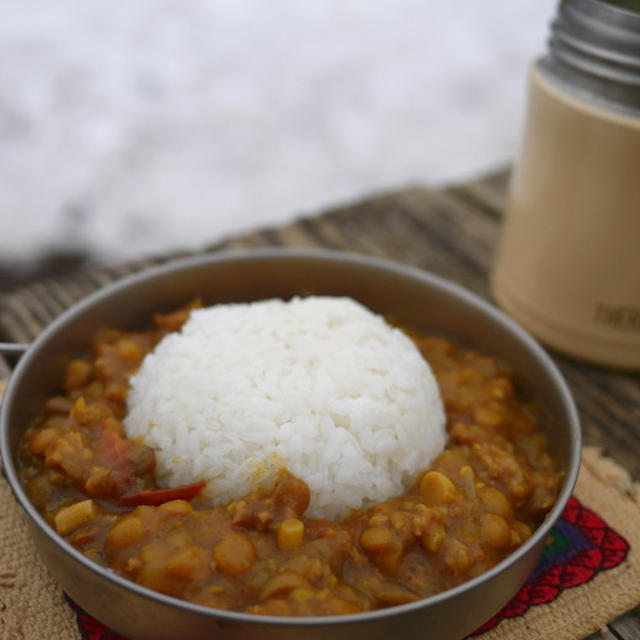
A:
[[491, 0, 640, 370]]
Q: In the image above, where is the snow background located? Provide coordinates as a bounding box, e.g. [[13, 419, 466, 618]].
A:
[[0, 0, 556, 265]]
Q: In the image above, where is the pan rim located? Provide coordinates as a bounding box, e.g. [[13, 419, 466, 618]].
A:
[[0, 247, 582, 629]]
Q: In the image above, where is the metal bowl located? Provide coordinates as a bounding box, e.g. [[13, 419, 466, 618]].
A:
[[0, 249, 581, 640]]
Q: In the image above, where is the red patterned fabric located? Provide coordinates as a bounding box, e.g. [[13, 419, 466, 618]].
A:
[[68, 496, 630, 640], [471, 496, 629, 635]]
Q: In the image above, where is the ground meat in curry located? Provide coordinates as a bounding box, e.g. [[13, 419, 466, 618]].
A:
[[20, 305, 562, 616]]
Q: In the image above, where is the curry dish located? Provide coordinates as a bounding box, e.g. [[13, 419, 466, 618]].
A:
[[20, 306, 562, 616]]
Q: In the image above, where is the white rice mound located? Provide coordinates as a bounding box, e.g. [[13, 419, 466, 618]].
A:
[[124, 296, 446, 520]]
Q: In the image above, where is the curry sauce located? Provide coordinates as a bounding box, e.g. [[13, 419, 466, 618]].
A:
[[19, 307, 562, 616]]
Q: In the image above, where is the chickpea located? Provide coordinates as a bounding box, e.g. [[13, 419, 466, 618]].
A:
[[290, 588, 315, 603], [277, 519, 305, 551], [213, 533, 256, 576], [44, 396, 74, 415], [84, 466, 111, 496], [138, 542, 171, 591], [479, 513, 511, 549], [478, 486, 512, 519], [69, 527, 98, 546], [65, 360, 92, 391], [60, 456, 84, 482], [490, 378, 513, 400], [48, 471, 68, 486], [421, 522, 446, 553], [258, 572, 311, 601], [166, 545, 209, 581], [159, 500, 193, 516], [420, 471, 458, 505], [125, 557, 142, 575], [27, 475, 52, 509], [375, 584, 420, 605], [511, 521, 533, 546], [93, 356, 116, 381], [153, 308, 190, 332], [419, 336, 454, 355], [473, 406, 503, 427], [140, 541, 165, 565], [360, 527, 395, 553], [444, 539, 472, 573], [368, 513, 389, 527], [70, 397, 97, 426], [167, 531, 193, 548], [459, 465, 476, 500], [256, 511, 273, 528], [30, 428, 60, 455], [107, 516, 144, 548], [116, 339, 144, 362], [105, 382, 128, 404], [460, 368, 482, 382], [390, 512, 408, 532], [85, 380, 104, 398]]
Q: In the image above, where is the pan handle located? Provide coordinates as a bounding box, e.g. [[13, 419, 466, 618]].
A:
[[0, 342, 30, 358]]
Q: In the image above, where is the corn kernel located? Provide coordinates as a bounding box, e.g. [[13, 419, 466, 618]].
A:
[[277, 518, 305, 551], [54, 500, 96, 536]]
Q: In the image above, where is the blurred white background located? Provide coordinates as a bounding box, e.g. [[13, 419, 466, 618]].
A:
[[0, 0, 557, 264]]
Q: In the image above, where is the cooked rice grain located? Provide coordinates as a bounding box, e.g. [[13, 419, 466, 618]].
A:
[[124, 296, 446, 520]]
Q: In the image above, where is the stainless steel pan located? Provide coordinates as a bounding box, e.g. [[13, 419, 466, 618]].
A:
[[0, 249, 581, 640]]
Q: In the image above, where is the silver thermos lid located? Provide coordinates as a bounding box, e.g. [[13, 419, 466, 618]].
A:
[[541, 0, 640, 113]]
